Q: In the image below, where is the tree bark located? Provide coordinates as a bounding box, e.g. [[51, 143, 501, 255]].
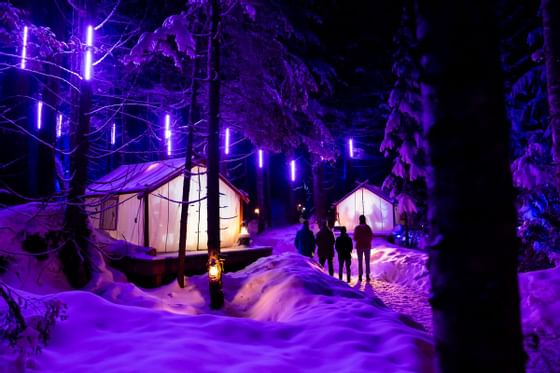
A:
[[178, 36, 201, 288], [207, 0, 223, 308], [312, 159, 326, 223], [542, 0, 560, 184], [256, 159, 266, 233], [415, 0, 526, 371]]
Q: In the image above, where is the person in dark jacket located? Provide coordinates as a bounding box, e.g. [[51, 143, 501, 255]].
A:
[[315, 221, 335, 276], [335, 226, 353, 282], [353, 214, 373, 282], [294, 220, 315, 258]]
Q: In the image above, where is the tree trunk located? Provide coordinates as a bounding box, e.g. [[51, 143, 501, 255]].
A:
[[207, 0, 223, 309], [415, 0, 525, 371], [312, 159, 326, 223], [178, 35, 201, 288], [256, 160, 266, 233], [61, 11, 91, 288], [542, 0, 560, 184]]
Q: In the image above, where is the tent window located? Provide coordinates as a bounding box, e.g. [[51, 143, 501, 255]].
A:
[[100, 197, 118, 231]]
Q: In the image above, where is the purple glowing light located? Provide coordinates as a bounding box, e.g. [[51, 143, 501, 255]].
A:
[[21, 26, 28, 69], [111, 122, 116, 145], [84, 25, 93, 81], [349, 138, 354, 158], [36, 100, 43, 130], [165, 114, 171, 156], [56, 113, 62, 138], [225, 128, 230, 155], [258, 149, 263, 169], [290, 160, 296, 182]]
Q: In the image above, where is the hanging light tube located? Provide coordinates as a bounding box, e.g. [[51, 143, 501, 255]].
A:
[[84, 25, 93, 80], [225, 127, 230, 155], [111, 122, 116, 145], [258, 149, 263, 169], [290, 159, 296, 182], [349, 138, 354, 158], [56, 113, 62, 138], [36, 100, 43, 130], [21, 26, 28, 69], [165, 114, 171, 156]]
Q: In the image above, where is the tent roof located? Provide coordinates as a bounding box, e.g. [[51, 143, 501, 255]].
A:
[[86, 158, 249, 202], [333, 183, 394, 207]]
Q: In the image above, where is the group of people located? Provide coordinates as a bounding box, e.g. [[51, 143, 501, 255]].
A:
[[294, 215, 373, 283]]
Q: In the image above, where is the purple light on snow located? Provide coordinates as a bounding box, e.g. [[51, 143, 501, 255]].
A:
[[111, 122, 116, 145], [225, 128, 230, 155], [258, 149, 263, 168], [36, 100, 43, 130], [21, 26, 28, 69], [290, 160, 296, 182], [56, 113, 62, 137], [165, 114, 171, 156], [84, 25, 93, 80], [349, 138, 354, 158]]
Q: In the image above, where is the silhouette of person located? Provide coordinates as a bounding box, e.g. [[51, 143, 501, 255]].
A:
[[335, 226, 352, 282], [294, 220, 315, 258], [353, 215, 373, 282], [316, 220, 335, 276]]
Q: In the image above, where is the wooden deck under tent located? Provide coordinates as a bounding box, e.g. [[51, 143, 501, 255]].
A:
[[111, 246, 273, 288]]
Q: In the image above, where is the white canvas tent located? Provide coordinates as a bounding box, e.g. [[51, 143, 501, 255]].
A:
[[334, 183, 396, 234], [86, 158, 248, 253]]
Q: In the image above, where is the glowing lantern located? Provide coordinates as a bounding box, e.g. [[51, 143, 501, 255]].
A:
[[84, 25, 93, 80], [36, 100, 43, 130], [56, 113, 62, 138], [258, 149, 263, 168], [225, 127, 230, 155], [349, 138, 354, 158], [290, 159, 296, 182], [21, 26, 28, 69], [238, 222, 250, 246], [254, 208, 260, 215], [208, 254, 223, 283]]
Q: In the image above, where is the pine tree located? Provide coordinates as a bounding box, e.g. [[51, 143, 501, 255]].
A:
[[380, 3, 426, 247]]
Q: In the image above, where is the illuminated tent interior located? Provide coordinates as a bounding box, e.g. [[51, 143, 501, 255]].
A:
[[334, 184, 396, 234], [86, 158, 249, 253]]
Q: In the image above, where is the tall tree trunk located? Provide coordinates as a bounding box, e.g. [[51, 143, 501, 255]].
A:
[[312, 159, 326, 223], [207, 0, 223, 308], [542, 0, 560, 185], [415, 0, 525, 371], [256, 158, 266, 233], [61, 9, 91, 288], [178, 36, 201, 288]]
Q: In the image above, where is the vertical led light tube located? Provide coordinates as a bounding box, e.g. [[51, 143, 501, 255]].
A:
[[84, 25, 93, 80], [111, 122, 116, 145], [258, 149, 263, 168], [165, 114, 171, 156], [349, 138, 354, 158], [225, 127, 230, 155], [290, 160, 296, 182], [56, 113, 62, 137], [36, 100, 43, 130], [21, 26, 28, 69]]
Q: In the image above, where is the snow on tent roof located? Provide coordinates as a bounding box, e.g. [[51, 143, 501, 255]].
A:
[[333, 183, 394, 206], [86, 158, 249, 202]]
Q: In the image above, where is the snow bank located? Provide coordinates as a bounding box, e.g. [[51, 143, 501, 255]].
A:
[[1, 253, 434, 373]]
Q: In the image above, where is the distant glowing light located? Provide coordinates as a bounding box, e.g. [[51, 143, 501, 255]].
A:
[[56, 113, 62, 137], [36, 100, 43, 130], [258, 149, 263, 168], [165, 114, 171, 156], [225, 128, 230, 155], [290, 160, 296, 182], [21, 26, 28, 69], [110, 122, 116, 145], [349, 138, 354, 158], [84, 25, 93, 80]]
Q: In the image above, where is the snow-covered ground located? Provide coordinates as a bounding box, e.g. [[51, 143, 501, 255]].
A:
[[0, 204, 434, 372]]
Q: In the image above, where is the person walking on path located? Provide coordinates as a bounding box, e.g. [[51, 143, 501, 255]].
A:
[[354, 215, 373, 282], [335, 226, 353, 282], [315, 221, 335, 276], [294, 220, 315, 258]]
